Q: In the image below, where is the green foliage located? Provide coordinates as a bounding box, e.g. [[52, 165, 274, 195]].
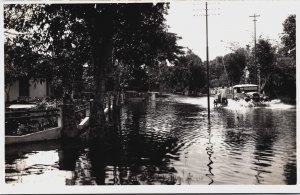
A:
[[4, 32, 43, 101], [186, 52, 205, 94], [247, 37, 294, 100], [245, 38, 276, 91], [256, 39, 275, 75], [210, 49, 247, 87], [165, 50, 205, 94], [4, 4, 182, 94], [223, 48, 247, 85], [4, 4, 91, 98], [267, 56, 295, 100], [112, 5, 183, 91], [210, 56, 227, 87], [209, 15, 295, 101], [281, 14, 296, 59]]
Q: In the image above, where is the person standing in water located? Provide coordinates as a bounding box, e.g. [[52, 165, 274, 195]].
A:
[[220, 85, 227, 104]]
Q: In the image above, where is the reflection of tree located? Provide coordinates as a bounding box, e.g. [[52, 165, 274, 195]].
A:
[[283, 161, 296, 184], [88, 108, 125, 185], [170, 103, 204, 151], [83, 102, 184, 185], [121, 102, 181, 184], [225, 110, 236, 128], [251, 109, 276, 184], [282, 125, 296, 185], [57, 139, 98, 185], [58, 140, 82, 171], [222, 110, 249, 150]]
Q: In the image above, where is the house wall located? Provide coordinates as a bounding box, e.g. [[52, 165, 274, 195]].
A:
[[6, 79, 49, 102], [29, 80, 47, 98], [6, 80, 19, 102]]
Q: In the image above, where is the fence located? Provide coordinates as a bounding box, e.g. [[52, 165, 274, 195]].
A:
[[5, 109, 61, 136], [74, 102, 90, 124], [5, 91, 126, 138]]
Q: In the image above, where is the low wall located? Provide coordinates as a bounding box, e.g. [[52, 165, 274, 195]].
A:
[[5, 96, 120, 145], [5, 126, 62, 145]]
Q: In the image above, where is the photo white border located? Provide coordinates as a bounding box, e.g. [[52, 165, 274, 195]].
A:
[[0, 0, 299, 194]]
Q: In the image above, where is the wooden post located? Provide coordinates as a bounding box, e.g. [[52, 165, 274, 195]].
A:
[[86, 102, 90, 117], [110, 94, 114, 109], [150, 92, 156, 101], [120, 92, 124, 104], [105, 96, 109, 110], [61, 95, 78, 139], [108, 93, 111, 113], [58, 106, 63, 127]]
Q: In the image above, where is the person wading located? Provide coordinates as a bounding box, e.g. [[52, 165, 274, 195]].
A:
[[220, 85, 228, 105]]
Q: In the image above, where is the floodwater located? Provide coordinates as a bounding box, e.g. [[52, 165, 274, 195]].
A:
[[5, 95, 296, 185]]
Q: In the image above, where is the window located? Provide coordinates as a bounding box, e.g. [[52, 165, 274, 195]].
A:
[[19, 77, 29, 97]]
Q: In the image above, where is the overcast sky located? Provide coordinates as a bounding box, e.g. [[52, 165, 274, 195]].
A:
[[165, 0, 297, 60]]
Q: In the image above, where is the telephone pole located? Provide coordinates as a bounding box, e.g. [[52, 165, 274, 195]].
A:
[[205, 2, 210, 123], [193, 2, 220, 123], [249, 14, 260, 92]]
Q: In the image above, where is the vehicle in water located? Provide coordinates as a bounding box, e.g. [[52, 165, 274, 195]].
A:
[[213, 87, 228, 107], [213, 94, 228, 107], [232, 84, 269, 103]]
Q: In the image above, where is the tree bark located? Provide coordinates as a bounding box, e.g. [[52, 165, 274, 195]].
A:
[[89, 7, 114, 139], [113, 59, 121, 108], [62, 94, 78, 138]]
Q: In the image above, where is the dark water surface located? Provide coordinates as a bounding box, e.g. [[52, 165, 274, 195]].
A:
[[5, 95, 296, 185]]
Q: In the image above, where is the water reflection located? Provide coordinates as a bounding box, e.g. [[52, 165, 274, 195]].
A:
[[251, 110, 276, 184], [284, 162, 297, 184], [5, 95, 296, 185], [58, 140, 82, 171], [205, 125, 214, 185]]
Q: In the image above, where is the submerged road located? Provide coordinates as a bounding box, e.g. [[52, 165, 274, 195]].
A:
[[5, 95, 296, 185]]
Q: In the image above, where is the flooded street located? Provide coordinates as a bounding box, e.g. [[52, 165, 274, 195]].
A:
[[5, 95, 296, 185]]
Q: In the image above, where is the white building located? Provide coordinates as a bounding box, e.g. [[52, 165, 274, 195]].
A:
[[5, 78, 51, 102]]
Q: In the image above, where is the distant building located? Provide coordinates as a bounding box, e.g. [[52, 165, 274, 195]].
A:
[[5, 78, 51, 102]]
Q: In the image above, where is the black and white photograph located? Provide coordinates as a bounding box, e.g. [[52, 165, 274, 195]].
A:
[[1, 0, 298, 193]]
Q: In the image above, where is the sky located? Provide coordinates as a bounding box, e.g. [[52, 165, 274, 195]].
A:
[[165, 0, 297, 60]]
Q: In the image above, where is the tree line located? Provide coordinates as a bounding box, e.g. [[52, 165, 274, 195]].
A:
[[4, 3, 187, 138], [4, 4, 295, 138], [209, 15, 295, 103]]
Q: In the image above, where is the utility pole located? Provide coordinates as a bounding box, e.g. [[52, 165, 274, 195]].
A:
[[249, 14, 260, 92], [205, 2, 211, 123], [193, 2, 220, 123]]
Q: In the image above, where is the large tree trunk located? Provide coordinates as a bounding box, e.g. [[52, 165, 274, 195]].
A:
[[113, 58, 121, 108], [89, 7, 113, 139]]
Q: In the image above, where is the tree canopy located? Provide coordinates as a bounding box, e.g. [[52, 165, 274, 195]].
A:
[[4, 3, 183, 136], [281, 14, 296, 59], [223, 48, 247, 85]]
